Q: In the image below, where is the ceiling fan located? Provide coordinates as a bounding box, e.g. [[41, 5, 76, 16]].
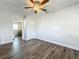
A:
[[24, 0, 49, 14]]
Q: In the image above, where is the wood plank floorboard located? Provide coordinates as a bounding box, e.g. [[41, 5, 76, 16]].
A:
[[0, 38, 79, 59]]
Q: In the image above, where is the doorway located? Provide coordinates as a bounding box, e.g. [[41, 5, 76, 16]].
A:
[[12, 20, 23, 40]]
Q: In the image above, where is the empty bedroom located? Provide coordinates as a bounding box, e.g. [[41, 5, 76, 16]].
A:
[[0, 0, 79, 59]]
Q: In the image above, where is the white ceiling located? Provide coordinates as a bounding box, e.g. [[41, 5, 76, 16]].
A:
[[0, 0, 79, 17]]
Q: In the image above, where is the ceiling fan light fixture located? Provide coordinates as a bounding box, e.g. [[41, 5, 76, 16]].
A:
[[24, 0, 49, 14], [34, 3, 40, 13]]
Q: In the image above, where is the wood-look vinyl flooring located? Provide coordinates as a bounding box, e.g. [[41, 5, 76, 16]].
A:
[[0, 38, 79, 59]]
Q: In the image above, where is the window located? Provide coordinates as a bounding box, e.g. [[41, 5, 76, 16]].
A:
[[13, 24, 18, 30]]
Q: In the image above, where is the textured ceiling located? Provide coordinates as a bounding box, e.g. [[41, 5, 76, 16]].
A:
[[0, 0, 79, 17]]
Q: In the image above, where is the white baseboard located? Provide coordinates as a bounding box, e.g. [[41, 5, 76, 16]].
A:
[[1, 40, 13, 45], [34, 37, 79, 51]]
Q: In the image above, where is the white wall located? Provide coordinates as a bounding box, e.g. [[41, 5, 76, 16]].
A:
[[0, 0, 24, 44], [34, 4, 79, 50], [24, 16, 36, 40], [0, 15, 14, 44]]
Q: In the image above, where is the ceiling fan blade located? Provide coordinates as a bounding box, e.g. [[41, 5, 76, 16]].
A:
[[30, 0, 35, 4], [40, 0, 49, 5], [40, 8, 48, 13], [24, 7, 33, 9]]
